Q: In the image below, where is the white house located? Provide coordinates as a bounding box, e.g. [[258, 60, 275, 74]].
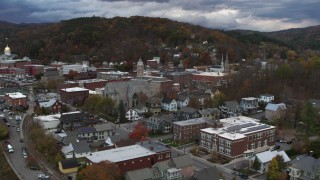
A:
[[126, 109, 140, 121], [259, 94, 274, 103], [176, 94, 189, 108], [252, 150, 290, 174], [134, 104, 148, 114], [61, 140, 91, 159], [161, 98, 177, 112]]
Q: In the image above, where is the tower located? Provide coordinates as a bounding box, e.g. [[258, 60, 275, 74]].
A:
[[4, 45, 11, 56], [221, 53, 224, 73], [225, 52, 230, 72], [136, 58, 144, 77]]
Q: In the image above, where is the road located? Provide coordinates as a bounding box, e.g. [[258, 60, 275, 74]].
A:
[[3, 110, 41, 180]]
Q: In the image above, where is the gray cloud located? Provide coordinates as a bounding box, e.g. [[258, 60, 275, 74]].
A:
[[0, 0, 319, 31]]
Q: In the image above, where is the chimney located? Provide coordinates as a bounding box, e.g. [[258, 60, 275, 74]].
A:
[[149, 140, 151, 144], [149, 146, 154, 151], [309, 151, 313, 156]]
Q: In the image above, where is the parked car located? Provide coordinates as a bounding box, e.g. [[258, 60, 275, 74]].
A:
[[38, 173, 49, 179], [22, 147, 28, 158], [30, 166, 41, 171], [287, 141, 293, 144], [6, 122, 10, 127], [16, 127, 20, 132], [270, 145, 280, 151]]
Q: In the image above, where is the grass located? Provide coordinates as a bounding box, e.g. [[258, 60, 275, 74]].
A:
[[160, 138, 193, 147]]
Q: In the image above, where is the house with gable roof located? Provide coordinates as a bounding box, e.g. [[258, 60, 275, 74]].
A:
[[288, 154, 320, 180], [147, 114, 176, 134], [251, 150, 290, 174], [174, 106, 200, 121], [176, 94, 189, 108], [161, 97, 177, 112], [219, 100, 241, 118], [265, 103, 287, 121], [34, 99, 63, 114]]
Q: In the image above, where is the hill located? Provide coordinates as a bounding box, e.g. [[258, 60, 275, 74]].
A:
[[0, 16, 252, 65], [264, 25, 320, 50]]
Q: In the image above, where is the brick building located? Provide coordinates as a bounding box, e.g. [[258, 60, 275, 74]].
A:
[[34, 99, 63, 114], [4, 92, 28, 109], [192, 72, 226, 85], [78, 79, 107, 90], [25, 64, 45, 76], [60, 87, 89, 106], [85, 144, 170, 174], [173, 117, 222, 143], [199, 116, 276, 160]]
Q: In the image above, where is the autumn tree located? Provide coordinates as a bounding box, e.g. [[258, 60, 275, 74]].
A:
[[129, 122, 151, 141], [77, 161, 120, 180], [188, 97, 201, 109], [275, 155, 286, 171], [212, 92, 226, 107], [267, 158, 279, 180]]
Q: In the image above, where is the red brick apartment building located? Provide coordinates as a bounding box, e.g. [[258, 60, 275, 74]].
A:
[[173, 118, 207, 143], [4, 92, 28, 108], [199, 116, 276, 160], [86, 144, 170, 174], [60, 87, 89, 106]]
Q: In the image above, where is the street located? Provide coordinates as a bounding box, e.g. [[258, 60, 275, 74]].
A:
[[3, 110, 41, 180]]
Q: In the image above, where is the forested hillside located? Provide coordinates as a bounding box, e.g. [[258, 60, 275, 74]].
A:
[[0, 16, 271, 66]]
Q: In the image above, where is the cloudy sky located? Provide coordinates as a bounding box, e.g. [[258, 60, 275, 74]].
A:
[[0, 0, 319, 32]]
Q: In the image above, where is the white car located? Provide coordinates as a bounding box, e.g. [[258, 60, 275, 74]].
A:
[[38, 173, 49, 179]]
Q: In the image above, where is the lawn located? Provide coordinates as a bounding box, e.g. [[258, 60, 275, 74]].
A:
[[161, 138, 193, 147]]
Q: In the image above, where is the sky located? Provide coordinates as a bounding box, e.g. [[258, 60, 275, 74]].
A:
[[0, 0, 319, 32]]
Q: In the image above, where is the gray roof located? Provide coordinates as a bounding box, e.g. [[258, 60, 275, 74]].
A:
[[154, 160, 171, 173], [60, 111, 86, 123], [149, 114, 177, 124], [126, 168, 154, 180], [291, 154, 320, 174], [63, 131, 78, 145], [265, 103, 286, 111], [178, 107, 198, 114], [94, 123, 113, 132], [39, 99, 57, 108], [72, 140, 91, 154], [198, 108, 220, 116], [172, 154, 193, 168], [176, 94, 189, 101], [137, 140, 170, 153], [224, 100, 239, 110]]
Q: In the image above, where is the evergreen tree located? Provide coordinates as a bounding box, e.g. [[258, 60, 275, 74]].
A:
[[118, 100, 127, 123], [252, 157, 261, 172]]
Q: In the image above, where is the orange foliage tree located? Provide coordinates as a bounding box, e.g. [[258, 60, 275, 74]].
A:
[[129, 122, 151, 141], [77, 161, 120, 180]]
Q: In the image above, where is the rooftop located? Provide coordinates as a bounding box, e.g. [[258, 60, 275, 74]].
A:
[[60, 87, 89, 92], [136, 140, 170, 153], [173, 117, 206, 126], [35, 113, 61, 122], [86, 145, 155, 163], [5, 92, 26, 99], [201, 116, 275, 140]]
